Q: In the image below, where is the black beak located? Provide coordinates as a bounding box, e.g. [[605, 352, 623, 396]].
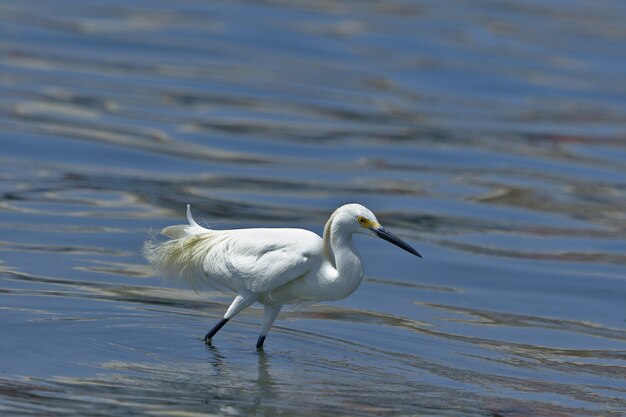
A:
[[374, 227, 422, 258]]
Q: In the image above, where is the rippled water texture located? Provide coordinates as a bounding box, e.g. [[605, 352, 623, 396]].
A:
[[1, 1, 626, 416]]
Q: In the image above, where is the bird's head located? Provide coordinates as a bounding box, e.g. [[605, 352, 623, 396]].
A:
[[333, 204, 422, 258]]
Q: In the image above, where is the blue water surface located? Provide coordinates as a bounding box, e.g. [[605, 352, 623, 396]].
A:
[[1, 1, 625, 416]]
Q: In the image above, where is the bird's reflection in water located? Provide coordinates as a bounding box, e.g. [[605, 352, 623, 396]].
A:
[[253, 350, 281, 415], [204, 342, 225, 368], [256, 350, 273, 391], [202, 342, 278, 415]]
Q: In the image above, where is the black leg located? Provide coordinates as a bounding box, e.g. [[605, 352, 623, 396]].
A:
[[256, 335, 266, 350], [204, 318, 229, 344]]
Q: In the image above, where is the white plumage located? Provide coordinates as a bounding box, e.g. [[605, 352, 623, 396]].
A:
[[144, 203, 421, 349]]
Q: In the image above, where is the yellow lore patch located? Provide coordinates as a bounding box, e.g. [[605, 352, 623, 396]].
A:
[[357, 216, 380, 229]]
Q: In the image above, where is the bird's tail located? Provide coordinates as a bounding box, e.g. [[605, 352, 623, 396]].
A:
[[143, 205, 220, 290]]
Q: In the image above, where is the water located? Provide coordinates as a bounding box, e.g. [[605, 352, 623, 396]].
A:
[[1, 0, 626, 415]]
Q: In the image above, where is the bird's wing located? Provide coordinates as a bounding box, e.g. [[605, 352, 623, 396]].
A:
[[205, 228, 320, 294]]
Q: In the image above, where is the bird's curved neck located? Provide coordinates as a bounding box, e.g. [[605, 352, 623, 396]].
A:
[[323, 219, 363, 298]]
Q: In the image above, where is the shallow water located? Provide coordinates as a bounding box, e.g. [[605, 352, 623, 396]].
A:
[[1, 0, 626, 416]]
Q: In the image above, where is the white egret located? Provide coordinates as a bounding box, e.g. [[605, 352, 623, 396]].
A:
[[144, 203, 421, 349]]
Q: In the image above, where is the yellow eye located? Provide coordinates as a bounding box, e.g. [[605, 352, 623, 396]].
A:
[[357, 216, 367, 225]]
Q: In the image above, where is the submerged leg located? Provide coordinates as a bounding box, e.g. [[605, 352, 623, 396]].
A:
[[256, 304, 282, 350], [204, 292, 257, 344]]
